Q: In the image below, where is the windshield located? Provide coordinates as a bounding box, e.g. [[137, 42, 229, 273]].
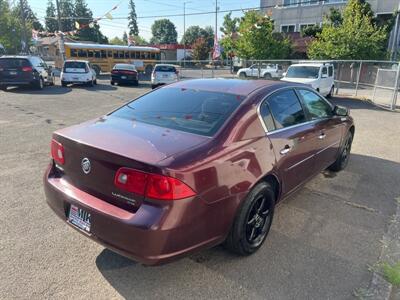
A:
[[111, 87, 245, 136], [63, 61, 87, 73], [286, 66, 320, 79], [155, 65, 176, 72], [114, 64, 136, 71]]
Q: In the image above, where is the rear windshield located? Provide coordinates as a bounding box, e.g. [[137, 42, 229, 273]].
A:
[[63, 61, 87, 73], [155, 65, 176, 72], [111, 87, 245, 136], [286, 66, 320, 79], [114, 64, 136, 71], [0, 58, 30, 69]]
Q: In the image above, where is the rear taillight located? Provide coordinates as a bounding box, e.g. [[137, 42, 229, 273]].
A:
[[22, 66, 33, 72], [51, 139, 65, 165], [111, 70, 119, 74], [114, 168, 196, 200]]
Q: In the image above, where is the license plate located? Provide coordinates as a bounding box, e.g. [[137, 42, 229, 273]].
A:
[[68, 205, 91, 233], [9, 71, 17, 75], [121, 76, 127, 79]]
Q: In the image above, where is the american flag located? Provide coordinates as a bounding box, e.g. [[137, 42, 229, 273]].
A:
[[213, 35, 221, 60]]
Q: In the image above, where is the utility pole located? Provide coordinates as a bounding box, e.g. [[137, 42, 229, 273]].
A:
[[19, 0, 27, 53], [214, 0, 218, 63], [183, 1, 192, 68], [55, 0, 66, 63], [391, 2, 400, 61]]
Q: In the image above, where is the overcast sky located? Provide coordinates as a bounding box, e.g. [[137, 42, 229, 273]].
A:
[[29, 0, 260, 41]]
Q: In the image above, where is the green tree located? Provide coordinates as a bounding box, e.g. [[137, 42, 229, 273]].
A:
[[235, 11, 291, 59], [73, 0, 108, 43], [122, 32, 128, 44], [128, 0, 139, 36], [109, 36, 125, 45], [308, 0, 389, 60], [220, 12, 240, 58], [0, 0, 23, 54], [301, 24, 322, 37], [13, 0, 44, 31], [60, 0, 74, 32], [192, 37, 210, 61], [181, 25, 214, 48], [132, 35, 148, 45], [45, 0, 58, 32], [150, 19, 177, 44]]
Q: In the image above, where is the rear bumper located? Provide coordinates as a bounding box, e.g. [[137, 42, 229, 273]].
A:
[[43, 163, 225, 265], [0, 80, 35, 86], [111, 75, 138, 83]]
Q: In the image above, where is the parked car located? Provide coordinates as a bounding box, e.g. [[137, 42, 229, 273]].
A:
[[61, 60, 97, 87], [111, 63, 139, 86], [281, 63, 335, 97], [151, 64, 179, 89], [237, 64, 284, 79], [0, 55, 55, 91], [44, 79, 354, 265]]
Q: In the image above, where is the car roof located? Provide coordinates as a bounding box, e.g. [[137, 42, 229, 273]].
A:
[[167, 79, 299, 96], [290, 63, 332, 67], [64, 60, 89, 63], [0, 55, 37, 59], [155, 64, 177, 67]]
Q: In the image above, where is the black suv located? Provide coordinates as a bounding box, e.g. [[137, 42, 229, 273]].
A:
[[0, 56, 55, 91]]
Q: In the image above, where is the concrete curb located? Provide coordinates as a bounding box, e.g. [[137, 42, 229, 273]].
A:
[[362, 200, 400, 299]]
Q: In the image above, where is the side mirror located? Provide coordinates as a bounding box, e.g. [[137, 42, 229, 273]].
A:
[[282, 72, 287, 77], [333, 105, 349, 117]]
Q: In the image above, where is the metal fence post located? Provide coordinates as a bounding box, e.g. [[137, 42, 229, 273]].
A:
[[201, 64, 204, 78], [391, 63, 400, 110], [355, 61, 363, 97], [335, 63, 341, 95]]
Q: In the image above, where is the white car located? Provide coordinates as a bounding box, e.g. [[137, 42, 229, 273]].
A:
[[281, 63, 335, 97], [237, 64, 284, 79], [61, 60, 97, 87], [151, 64, 179, 89]]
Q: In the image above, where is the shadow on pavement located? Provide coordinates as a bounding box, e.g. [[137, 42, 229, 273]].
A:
[[331, 97, 398, 112], [95, 153, 400, 299], [4, 85, 72, 95]]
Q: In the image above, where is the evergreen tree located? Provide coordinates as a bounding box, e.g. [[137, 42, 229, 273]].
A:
[[13, 0, 44, 31], [73, 0, 107, 43], [123, 32, 128, 44], [150, 19, 177, 44], [60, 0, 74, 32], [45, 0, 58, 32], [128, 0, 139, 36]]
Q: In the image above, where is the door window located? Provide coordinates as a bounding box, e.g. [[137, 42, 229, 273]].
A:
[[297, 89, 333, 119], [321, 67, 327, 77], [267, 89, 306, 129], [328, 66, 334, 77]]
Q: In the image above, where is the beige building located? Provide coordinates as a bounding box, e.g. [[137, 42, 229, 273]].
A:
[[260, 0, 399, 54]]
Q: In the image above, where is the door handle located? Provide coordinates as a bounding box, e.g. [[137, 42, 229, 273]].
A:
[[318, 133, 326, 140], [280, 145, 291, 155]]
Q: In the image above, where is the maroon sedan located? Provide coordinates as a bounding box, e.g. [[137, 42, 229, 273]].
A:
[[44, 79, 354, 265]]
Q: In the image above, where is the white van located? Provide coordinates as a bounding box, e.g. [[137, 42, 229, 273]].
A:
[[281, 63, 335, 97]]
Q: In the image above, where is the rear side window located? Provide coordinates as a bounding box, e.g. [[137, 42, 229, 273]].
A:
[[267, 89, 306, 129], [328, 66, 334, 77], [322, 67, 327, 76], [111, 87, 245, 136], [0, 58, 30, 68], [259, 102, 276, 132], [155, 65, 176, 72]]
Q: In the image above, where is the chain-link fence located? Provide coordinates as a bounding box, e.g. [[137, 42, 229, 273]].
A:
[[160, 59, 399, 111]]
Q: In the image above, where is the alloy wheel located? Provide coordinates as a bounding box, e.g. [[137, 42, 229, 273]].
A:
[[245, 195, 272, 247]]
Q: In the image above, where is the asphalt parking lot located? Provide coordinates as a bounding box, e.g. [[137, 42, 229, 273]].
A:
[[1, 78, 399, 299]]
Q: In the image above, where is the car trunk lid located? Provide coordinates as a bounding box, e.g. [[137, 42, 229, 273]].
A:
[[0, 58, 32, 82], [53, 116, 209, 212]]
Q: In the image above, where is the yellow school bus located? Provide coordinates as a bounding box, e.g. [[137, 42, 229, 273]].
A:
[[57, 42, 161, 75]]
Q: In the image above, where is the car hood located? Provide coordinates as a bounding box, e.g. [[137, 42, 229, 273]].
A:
[[54, 116, 210, 164]]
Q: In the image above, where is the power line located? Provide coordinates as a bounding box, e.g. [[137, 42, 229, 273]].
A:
[[37, 0, 321, 20]]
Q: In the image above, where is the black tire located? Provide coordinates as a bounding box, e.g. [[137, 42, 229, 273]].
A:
[[94, 79, 97, 85], [225, 181, 275, 256], [35, 77, 44, 90], [48, 75, 55, 86], [264, 73, 272, 80], [88, 79, 94, 87], [61, 81, 67, 87], [133, 80, 139, 86], [111, 81, 115, 86], [0, 86, 7, 91], [327, 86, 334, 98], [151, 85, 157, 89], [328, 131, 353, 172], [239, 72, 247, 78]]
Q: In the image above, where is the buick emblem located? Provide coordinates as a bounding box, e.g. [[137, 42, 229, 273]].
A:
[[81, 158, 91, 174]]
